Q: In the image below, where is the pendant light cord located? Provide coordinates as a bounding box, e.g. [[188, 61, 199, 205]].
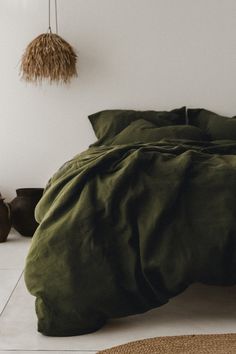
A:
[[48, 0, 58, 34], [48, 0, 52, 32]]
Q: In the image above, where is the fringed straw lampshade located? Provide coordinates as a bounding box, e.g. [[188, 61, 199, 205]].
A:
[[20, 0, 77, 84]]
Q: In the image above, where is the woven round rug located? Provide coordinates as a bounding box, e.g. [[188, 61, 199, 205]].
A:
[[97, 333, 236, 354]]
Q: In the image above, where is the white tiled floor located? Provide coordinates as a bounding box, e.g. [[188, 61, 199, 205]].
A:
[[0, 231, 235, 354], [0, 269, 22, 314]]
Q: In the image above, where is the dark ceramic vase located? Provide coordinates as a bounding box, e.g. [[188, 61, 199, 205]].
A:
[[0, 194, 11, 243], [10, 188, 44, 237]]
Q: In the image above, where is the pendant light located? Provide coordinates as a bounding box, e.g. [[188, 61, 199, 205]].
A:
[[20, 0, 78, 84]]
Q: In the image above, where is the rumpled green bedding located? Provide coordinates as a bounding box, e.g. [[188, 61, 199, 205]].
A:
[[24, 140, 236, 336]]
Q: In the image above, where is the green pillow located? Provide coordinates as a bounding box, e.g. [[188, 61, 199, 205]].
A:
[[89, 107, 186, 145], [108, 119, 206, 145], [188, 109, 236, 140]]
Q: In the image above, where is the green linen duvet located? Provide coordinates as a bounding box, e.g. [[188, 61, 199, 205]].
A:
[[25, 140, 236, 336]]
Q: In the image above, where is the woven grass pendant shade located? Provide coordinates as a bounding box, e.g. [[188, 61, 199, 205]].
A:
[[20, 0, 77, 84]]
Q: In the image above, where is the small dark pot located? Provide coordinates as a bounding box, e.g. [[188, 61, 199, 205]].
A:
[[0, 196, 11, 243], [10, 188, 44, 237]]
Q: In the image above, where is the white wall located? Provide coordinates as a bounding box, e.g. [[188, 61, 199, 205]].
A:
[[0, 0, 235, 199]]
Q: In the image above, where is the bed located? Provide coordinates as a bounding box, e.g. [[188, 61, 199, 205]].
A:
[[24, 107, 236, 336]]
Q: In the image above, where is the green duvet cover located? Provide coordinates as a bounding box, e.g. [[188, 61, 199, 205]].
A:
[[24, 140, 236, 336]]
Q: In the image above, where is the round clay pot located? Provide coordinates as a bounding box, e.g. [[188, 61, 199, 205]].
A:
[[10, 188, 44, 237], [0, 195, 11, 243]]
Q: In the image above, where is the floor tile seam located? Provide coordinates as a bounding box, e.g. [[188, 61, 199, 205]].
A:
[[0, 270, 24, 317]]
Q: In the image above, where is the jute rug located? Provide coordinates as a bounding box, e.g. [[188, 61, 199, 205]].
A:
[[97, 333, 236, 354]]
